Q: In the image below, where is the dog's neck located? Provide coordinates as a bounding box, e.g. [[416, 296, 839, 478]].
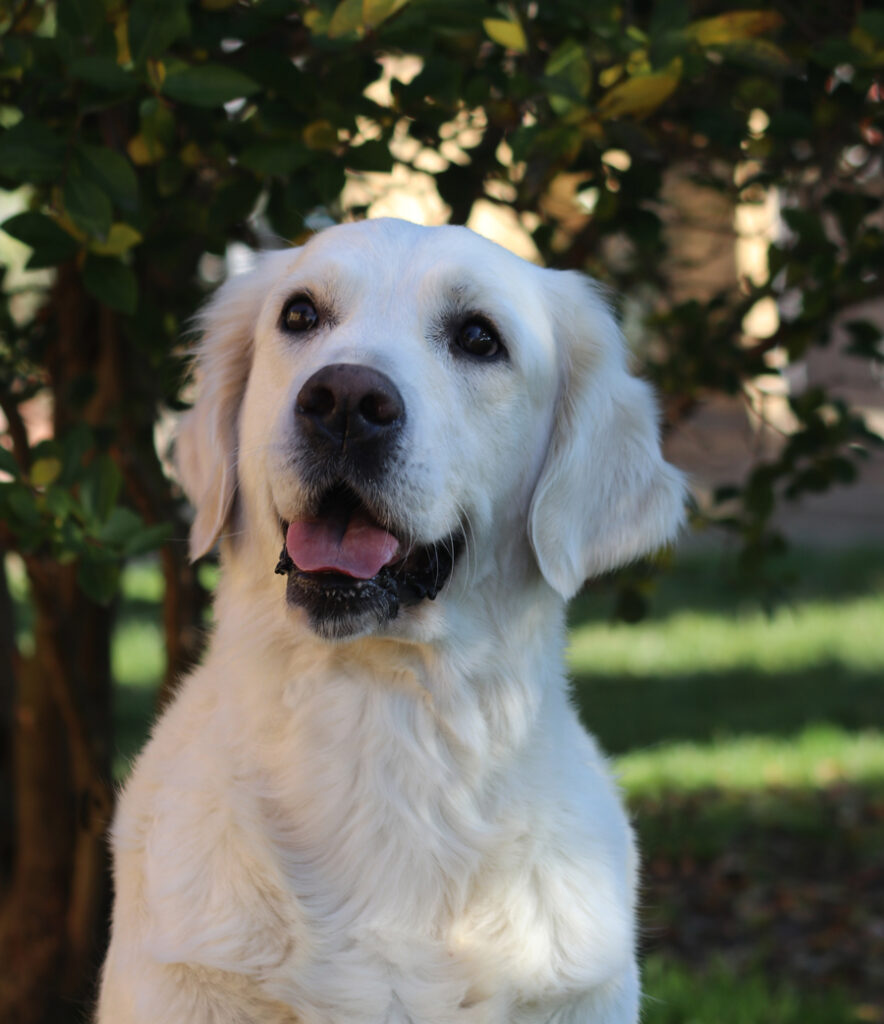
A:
[[210, 554, 569, 767], [200, 564, 571, 929]]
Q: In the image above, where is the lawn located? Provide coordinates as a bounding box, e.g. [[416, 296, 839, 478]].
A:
[[7, 544, 884, 1021]]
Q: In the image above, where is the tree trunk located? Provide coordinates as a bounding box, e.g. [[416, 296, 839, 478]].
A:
[[0, 269, 118, 1023], [0, 553, 17, 891], [0, 559, 113, 1024]]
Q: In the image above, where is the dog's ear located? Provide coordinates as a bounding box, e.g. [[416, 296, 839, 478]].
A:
[[176, 251, 291, 561], [528, 271, 686, 599]]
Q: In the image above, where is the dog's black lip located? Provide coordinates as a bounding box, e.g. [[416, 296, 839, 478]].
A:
[[274, 483, 463, 622]]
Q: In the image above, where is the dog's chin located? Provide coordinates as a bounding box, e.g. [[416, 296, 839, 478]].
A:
[[274, 486, 462, 641]]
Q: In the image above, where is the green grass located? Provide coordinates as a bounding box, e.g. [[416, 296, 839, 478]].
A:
[[564, 547, 884, 786], [642, 955, 863, 1024], [617, 724, 884, 795]]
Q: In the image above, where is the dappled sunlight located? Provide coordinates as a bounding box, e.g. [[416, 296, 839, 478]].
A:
[[568, 593, 884, 677], [616, 725, 884, 796]]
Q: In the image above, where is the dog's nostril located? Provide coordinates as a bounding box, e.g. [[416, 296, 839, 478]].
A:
[[359, 391, 399, 427], [299, 384, 335, 418]]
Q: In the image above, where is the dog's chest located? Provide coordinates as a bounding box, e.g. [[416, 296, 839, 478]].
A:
[[247, 678, 508, 1019], [261, 675, 490, 916]]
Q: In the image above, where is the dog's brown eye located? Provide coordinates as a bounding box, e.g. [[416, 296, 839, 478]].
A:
[[282, 296, 319, 333], [456, 319, 502, 359]]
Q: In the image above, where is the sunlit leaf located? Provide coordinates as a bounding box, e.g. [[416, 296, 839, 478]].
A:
[[30, 458, 62, 487], [127, 132, 165, 165], [113, 11, 131, 64], [596, 60, 682, 120], [89, 223, 143, 256], [686, 10, 784, 47], [327, 0, 364, 39], [362, 0, 411, 28], [483, 18, 527, 53]]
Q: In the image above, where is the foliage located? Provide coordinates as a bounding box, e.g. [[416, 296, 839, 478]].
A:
[[0, 0, 882, 587]]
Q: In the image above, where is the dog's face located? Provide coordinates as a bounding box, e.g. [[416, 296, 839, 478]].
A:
[[177, 219, 684, 641]]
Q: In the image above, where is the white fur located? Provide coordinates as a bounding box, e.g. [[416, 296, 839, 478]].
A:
[[97, 219, 685, 1024]]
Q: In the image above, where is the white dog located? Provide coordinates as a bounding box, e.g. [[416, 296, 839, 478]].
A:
[[97, 218, 684, 1024]]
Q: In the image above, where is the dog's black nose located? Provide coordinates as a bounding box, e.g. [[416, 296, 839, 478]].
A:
[[296, 363, 405, 451]]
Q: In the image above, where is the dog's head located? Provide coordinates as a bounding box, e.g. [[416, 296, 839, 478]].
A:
[[177, 219, 685, 641]]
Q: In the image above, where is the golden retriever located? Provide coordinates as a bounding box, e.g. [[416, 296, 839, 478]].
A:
[[97, 218, 685, 1023]]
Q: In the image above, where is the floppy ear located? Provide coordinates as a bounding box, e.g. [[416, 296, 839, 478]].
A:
[[176, 252, 289, 561], [528, 271, 686, 599]]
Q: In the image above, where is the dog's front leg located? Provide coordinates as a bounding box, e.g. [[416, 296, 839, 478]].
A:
[[537, 962, 640, 1024], [96, 955, 301, 1024]]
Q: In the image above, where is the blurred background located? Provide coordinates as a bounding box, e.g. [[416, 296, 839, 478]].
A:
[[0, 1, 882, 1022]]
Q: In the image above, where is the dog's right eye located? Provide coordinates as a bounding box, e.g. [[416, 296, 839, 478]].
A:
[[281, 296, 319, 333]]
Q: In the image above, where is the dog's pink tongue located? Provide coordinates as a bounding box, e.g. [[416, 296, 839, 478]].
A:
[[286, 514, 400, 579]]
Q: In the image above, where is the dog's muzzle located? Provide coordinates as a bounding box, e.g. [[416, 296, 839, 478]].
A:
[[275, 364, 462, 639]]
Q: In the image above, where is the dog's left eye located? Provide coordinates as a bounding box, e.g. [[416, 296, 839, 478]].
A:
[[455, 319, 503, 359], [281, 296, 319, 333]]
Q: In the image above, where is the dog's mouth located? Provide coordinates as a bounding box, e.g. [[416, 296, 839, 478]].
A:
[[275, 483, 461, 638]]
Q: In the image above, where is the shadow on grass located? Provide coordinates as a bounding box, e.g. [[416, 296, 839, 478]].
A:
[[568, 545, 884, 627], [634, 782, 884, 1012], [570, 663, 884, 754]]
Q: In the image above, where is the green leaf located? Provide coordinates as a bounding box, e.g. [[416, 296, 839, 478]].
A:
[[30, 457, 62, 487], [716, 38, 792, 74], [96, 505, 144, 547], [238, 141, 312, 176], [60, 425, 94, 484], [0, 120, 66, 184], [857, 10, 884, 43], [544, 39, 592, 111], [83, 254, 138, 314], [76, 144, 139, 210], [128, 0, 190, 64], [596, 61, 682, 120], [6, 484, 41, 527], [327, 0, 364, 38], [345, 140, 394, 173], [64, 172, 114, 239], [77, 559, 121, 605], [362, 0, 411, 29], [69, 55, 135, 93], [0, 446, 20, 478], [89, 223, 143, 256], [79, 454, 122, 524], [124, 522, 172, 557], [210, 176, 262, 226], [483, 18, 527, 53], [163, 65, 260, 107], [44, 485, 77, 522], [57, 0, 105, 38], [1, 212, 80, 269], [686, 10, 783, 47]]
